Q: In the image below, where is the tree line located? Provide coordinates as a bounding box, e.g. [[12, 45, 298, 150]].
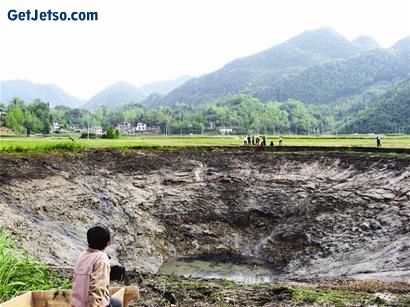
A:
[[0, 95, 335, 136], [1, 83, 409, 136]]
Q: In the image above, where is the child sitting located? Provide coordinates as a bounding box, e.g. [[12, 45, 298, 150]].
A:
[[71, 226, 121, 307]]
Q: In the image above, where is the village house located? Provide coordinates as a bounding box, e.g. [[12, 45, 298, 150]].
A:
[[116, 121, 149, 135], [148, 126, 161, 134], [219, 127, 234, 135], [135, 122, 147, 131], [89, 126, 103, 135], [69, 125, 81, 132], [116, 122, 132, 133], [52, 122, 61, 132]]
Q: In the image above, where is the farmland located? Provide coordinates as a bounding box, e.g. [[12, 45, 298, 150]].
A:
[[1, 134, 409, 153]]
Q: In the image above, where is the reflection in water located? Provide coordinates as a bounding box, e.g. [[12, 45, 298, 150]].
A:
[[158, 254, 275, 284]]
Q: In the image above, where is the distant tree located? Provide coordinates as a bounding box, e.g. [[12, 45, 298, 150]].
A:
[[6, 104, 25, 134], [28, 99, 51, 134], [0, 102, 7, 127], [23, 112, 35, 136]]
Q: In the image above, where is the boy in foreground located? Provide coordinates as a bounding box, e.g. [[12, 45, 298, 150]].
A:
[[71, 226, 122, 307]]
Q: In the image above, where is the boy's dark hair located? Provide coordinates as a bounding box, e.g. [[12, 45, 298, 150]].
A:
[[87, 226, 110, 250]]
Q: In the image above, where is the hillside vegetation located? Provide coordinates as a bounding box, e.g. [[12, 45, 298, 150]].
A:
[[338, 79, 410, 133], [258, 49, 410, 103], [159, 28, 409, 107]]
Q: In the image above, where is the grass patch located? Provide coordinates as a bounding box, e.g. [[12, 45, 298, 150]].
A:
[[36, 142, 84, 152], [0, 227, 70, 303], [291, 286, 374, 306], [0, 141, 84, 154]]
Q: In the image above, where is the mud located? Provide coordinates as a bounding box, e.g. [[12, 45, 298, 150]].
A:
[[0, 147, 409, 282]]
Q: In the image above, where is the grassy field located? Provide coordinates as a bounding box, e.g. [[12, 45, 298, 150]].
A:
[[0, 134, 409, 153]]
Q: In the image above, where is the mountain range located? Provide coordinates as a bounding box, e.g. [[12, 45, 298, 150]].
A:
[[83, 81, 145, 110], [2, 27, 409, 112], [158, 27, 410, 106], [1, 75, 193, 109], [0, 80, 83, 108]]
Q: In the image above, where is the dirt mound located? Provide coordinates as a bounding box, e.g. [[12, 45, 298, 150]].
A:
[[0, 148, 409, 281]]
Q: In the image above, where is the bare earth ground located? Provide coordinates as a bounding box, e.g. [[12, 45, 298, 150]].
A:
[[0, 147, 409, 305]]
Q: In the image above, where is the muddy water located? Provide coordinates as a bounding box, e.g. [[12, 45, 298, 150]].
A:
[[158, 254, 276, 284]]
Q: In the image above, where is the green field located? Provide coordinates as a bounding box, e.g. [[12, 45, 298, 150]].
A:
[[0, 135, 410, 153]]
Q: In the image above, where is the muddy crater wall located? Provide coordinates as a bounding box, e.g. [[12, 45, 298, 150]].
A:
[[0, 148, 409, 282]]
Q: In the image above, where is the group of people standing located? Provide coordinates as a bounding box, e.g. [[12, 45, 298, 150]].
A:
[[243, 135, 283, 147], [243, 135, 382, 147]]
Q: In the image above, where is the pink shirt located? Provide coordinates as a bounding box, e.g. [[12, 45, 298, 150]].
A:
[[71, 248, 110, 307]]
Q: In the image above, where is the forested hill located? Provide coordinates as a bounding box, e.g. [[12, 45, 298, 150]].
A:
[[352, 36, 381, 51], [0, 80, 82, 108], [285, 27, 363, 58], [257, 48, 410, 103], [159, 28, 386, 106], [338, 78, 410, 134], [84, 81, 145, 110], [82, 76, 193, 110], [392, 36, 410, 51]]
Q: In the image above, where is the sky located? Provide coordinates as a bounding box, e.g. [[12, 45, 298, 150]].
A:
[[1, 0, 409, 100]]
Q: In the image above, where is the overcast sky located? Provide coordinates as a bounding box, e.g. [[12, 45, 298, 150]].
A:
[[1, 0, 409, 99]]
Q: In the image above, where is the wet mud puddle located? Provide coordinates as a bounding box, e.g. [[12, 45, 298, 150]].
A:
[[158, 254, 276, 284]]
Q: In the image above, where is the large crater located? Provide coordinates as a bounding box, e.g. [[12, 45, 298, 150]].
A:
[[0, 148, 409, 282]]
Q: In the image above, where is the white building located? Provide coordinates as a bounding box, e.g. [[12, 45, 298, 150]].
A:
[[69, 125, 81, 132], [52, 122, 61, 132], [116, 122, 132, 133], [219, 127, 233, 135], [89, 126, 103, 135], [116, 122, 147, 134], [135, 122, 147, 131]]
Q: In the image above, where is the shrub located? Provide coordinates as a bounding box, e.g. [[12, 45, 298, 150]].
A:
[[40, 142, 84, 151], [80, 132, 97, 139], [102, 127, 120, 139]]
